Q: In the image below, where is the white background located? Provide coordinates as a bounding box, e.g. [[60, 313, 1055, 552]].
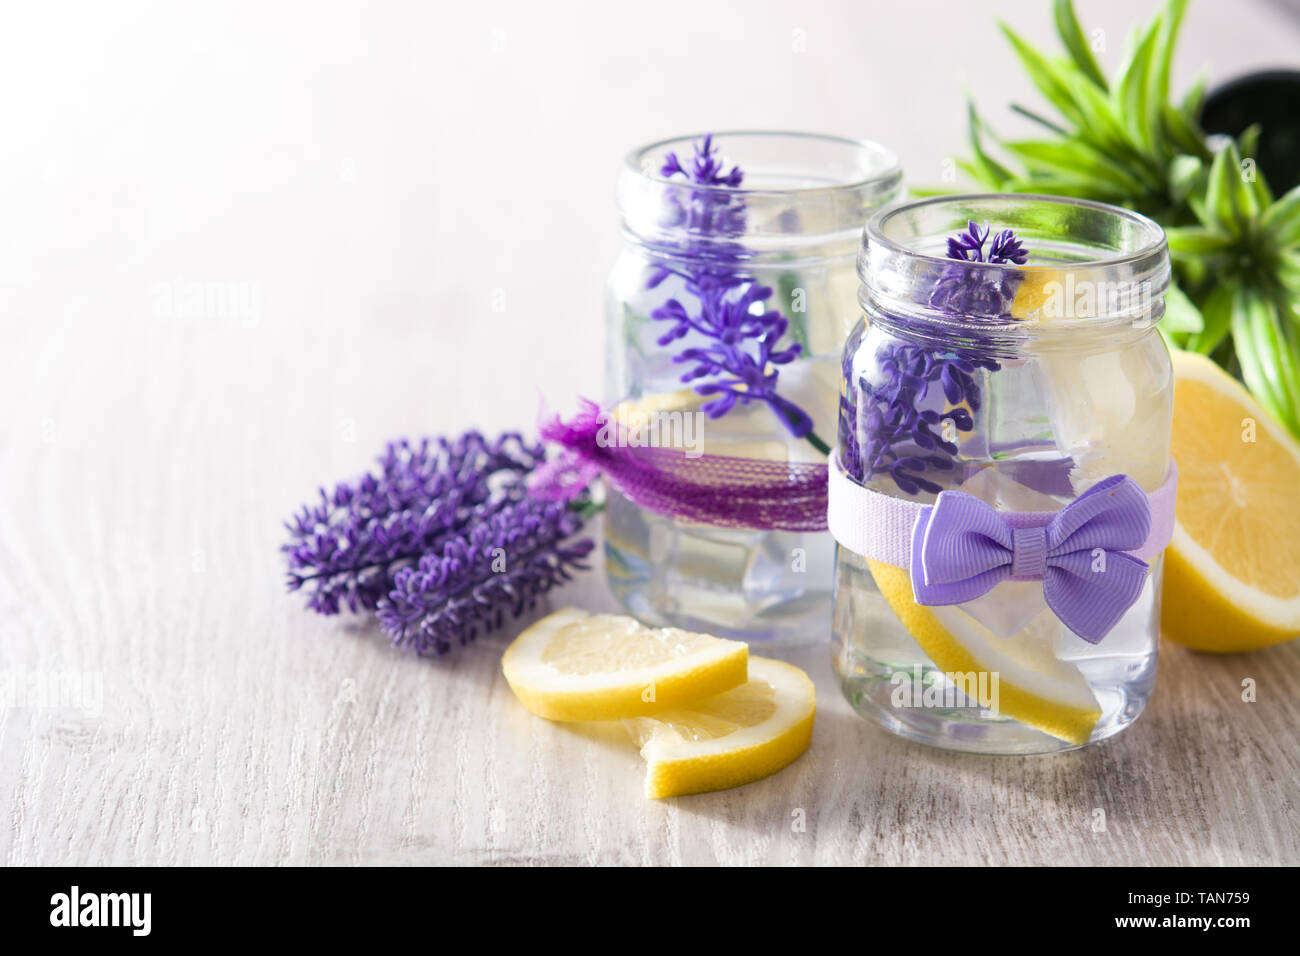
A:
[[4, 0, 1299, 443]]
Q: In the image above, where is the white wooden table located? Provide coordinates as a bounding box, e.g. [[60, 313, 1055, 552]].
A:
[[2, 0, 1298, 866]]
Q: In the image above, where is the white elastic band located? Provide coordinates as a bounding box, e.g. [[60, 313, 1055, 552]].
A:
[[827, 451, 1179, 567]]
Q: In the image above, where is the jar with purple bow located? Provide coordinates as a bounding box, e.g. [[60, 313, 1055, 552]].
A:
[[830, 194, 1176, 752]]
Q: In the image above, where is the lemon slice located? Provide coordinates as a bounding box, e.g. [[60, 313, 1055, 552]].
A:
[[867, 560, 1101, 745], [502, 607, 748, 722], [611, 388, 706, 424], [622, 657, 815, 799], [1162, 351, 1300, 651], [612, 388, 789, 463], [1010, 266, 1066, 322]]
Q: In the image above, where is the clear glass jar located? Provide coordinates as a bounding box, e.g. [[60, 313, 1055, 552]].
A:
[[605, 132, 902, 646], [832, 194, 1173, 753]]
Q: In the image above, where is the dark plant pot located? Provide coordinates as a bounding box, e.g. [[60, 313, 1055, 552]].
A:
[[1202, 69, 1300, 195]]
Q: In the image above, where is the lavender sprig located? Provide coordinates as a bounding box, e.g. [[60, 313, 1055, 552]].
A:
[[648, 135, 825, 449], [376, 496, 594, 657], [850, 346, 999, 493], [282, 431, 544, 614], [847, 223, 1027, 494]]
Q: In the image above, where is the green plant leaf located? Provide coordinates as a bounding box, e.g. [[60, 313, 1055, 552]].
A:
[[1162, 279, 1203, 333], [999, 176, 1118, 199], [1165, 225, 1233, 257], [1009, 103, 1069, 135], [1249, 160, 1273, 209], [1003, 139, 1145, 194], [998, 22, 1085, 127], [966, 101, 1014, 185], [1229, 126, 1271, 208], [1277, 249, 1300, 297], [1161, 102, 1209, 160], [1203, 143, 1243, 235], [953, 158, 1002, 189], [1238, 122, 1262, 160], [908, 183, 963, 198], [1232, 285, 1300, 433], [1152, 0, 1188, 108], [1110, 18, 1162, 153], [1188, 278, 1236, 354], [1053, 0, 1107, 90], [1166, 153, 1203, 202], [1225, 143, 1262, 223], [1180, 72, 1207, 123], [1262, 183, 1300, 248], [1057, 68, 1152, 172]]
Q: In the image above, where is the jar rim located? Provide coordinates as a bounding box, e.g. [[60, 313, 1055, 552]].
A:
[[624, 130, 903, 199], [858, 193, 1172, 343], [619, 131, 903, 258], [864, 192, 1168, 272]]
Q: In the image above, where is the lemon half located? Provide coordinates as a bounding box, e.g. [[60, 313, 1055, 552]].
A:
[[1162, 351, 1300, 651]]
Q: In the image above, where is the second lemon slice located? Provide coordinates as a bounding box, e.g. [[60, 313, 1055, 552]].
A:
[[623, 657, 815, 799], [502, 607, 748, 722], [868, 560, 1102, 746]]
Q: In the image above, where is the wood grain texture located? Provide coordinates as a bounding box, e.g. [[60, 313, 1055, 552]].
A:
[[2, 0, 1299, 867]]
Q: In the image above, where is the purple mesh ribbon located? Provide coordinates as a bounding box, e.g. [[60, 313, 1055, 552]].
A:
[[539, 399, 828, 532]]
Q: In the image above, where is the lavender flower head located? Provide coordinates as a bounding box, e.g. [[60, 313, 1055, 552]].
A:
[[845, 223, 1029, 495], [660, 133, 743, 188], [283, 430, 593, 656], [647, 135, 818, 442], [656, 133, 747, 239], [930, 220, 1029, 318], [377, 496, 593, 658]]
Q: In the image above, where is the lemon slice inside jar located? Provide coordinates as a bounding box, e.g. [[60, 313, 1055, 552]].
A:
[[867, 560, 1102, 746]]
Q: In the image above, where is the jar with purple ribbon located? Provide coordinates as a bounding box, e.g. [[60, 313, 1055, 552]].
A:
[[602, 132, 902, 645], [829, 194, 1175, 752]]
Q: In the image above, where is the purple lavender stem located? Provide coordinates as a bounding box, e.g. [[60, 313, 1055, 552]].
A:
[[649, 135, 820, 443]]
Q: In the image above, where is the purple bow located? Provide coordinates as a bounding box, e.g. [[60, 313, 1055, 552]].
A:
[[910, 474, 1152, 643]]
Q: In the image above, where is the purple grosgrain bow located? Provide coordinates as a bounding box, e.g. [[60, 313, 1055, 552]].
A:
[[910, 474, 1152, 643]]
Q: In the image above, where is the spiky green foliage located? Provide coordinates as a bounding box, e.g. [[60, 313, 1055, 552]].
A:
[[961, 0, 1300, 436]]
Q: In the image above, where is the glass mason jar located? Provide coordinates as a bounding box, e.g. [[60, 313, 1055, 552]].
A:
[[831, 194, 1174, 753], [605, 132, 902, 646]]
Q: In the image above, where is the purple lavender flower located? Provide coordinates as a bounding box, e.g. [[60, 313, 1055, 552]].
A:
[[846, 345, 999, 493], [376, 496, 594, 657], [647, 135, 821, 446], [654, 276, 812, 436], [282, 431, 545, 615], [845, 224, 1028, 494], [661, 133, 744, 188], [945, 220, 1028, 265], [930, 220, 1029, 318]]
